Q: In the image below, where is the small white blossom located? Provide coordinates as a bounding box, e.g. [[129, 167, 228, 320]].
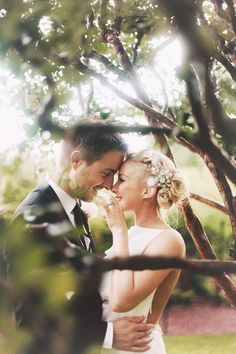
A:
[[150, 165, 174, 189]]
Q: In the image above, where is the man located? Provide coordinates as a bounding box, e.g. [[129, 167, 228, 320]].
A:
[[11, 128, 153, 353]]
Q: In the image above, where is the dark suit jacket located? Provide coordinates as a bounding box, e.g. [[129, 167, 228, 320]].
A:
[[10, 178, 107, 354]]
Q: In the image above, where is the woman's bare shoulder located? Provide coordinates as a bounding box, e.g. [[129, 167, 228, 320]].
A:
[[145, 228, 185, 257]]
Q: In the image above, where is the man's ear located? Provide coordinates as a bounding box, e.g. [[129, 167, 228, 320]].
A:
[[70, 150, 82, 169], [143, 185, 157, 199]]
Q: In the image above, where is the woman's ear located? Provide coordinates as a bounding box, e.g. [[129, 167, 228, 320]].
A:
[[70, 150, 82, 169], [143, 185, 157, 199]]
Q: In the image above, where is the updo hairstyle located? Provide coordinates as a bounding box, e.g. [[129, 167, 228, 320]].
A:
[[127, 150, 188, 209]]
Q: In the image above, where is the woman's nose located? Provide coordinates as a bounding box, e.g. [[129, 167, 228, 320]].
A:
[[112, 182, 118, 193]]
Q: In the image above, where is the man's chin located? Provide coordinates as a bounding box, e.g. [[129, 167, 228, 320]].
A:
[[85, 190, 97, 202]]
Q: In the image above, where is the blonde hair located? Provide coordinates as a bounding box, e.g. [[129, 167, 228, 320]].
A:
[[127, 150, 188, 209]]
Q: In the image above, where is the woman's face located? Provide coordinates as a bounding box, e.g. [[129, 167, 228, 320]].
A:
[[112, 159, 147, 211]]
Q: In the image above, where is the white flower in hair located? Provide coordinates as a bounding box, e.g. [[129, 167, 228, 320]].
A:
[[150, 166, 174, 189]]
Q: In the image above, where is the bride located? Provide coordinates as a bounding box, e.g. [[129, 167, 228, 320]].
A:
[[97, 150, 188, 354]]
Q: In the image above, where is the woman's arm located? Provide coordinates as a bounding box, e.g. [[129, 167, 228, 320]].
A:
[[102, 199, 185, 313], [111, 229, 185, 312]]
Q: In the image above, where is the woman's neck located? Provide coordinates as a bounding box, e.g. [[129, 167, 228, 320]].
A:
[[134, 203, 169, 229]]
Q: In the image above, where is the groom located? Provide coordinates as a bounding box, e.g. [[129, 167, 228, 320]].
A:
[[12, 127, 153, 353]]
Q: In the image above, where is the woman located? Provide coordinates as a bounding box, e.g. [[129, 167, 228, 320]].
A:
[[98, 150, 188, 354]]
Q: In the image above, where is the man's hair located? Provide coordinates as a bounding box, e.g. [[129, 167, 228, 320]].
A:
[[64, 125, 128, 164]]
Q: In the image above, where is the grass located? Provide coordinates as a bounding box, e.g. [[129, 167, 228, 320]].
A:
[[164, 334, 236, 354]]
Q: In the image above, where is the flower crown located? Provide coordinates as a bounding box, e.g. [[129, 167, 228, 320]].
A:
[[149, 165, 174, 189]]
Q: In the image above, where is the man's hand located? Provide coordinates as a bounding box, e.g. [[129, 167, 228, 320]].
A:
[[112, 316, 153, 352]]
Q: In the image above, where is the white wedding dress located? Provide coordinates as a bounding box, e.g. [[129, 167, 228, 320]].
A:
[[100, 226, 167, 354]]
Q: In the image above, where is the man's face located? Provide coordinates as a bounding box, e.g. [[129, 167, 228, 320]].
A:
[[69, 150, 125, 201]]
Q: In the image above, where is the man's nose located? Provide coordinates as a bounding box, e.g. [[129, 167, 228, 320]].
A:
[[102, 176, 114, 190]]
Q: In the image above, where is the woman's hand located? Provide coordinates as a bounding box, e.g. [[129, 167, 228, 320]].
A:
[[96, 188, 127, 234]]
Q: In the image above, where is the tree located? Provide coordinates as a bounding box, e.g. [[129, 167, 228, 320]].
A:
[[0, 0, 236, 352]]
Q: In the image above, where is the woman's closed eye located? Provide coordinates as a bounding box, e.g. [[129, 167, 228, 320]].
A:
[[118, 176, 125, 182]]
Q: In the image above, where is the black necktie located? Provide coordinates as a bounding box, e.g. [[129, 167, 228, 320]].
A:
[[72, 202, 96, 253]]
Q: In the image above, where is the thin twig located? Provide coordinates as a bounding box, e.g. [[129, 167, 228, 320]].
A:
[[197, 1, 236, 81], [196, 136, 236, 185], [190, 193, 227, 214], [204, 64, 236, 144], [113, 0, 123, 34], [99, 0, 110, 31], [210, 0, 231, 24], [86, 8, 95, 29], [215, 49, 236, 82], [88, 50, 128, 80], [225, 0, 236, 35], [132, 32, 144, 66], [182, 64, 210, 140], [204, 156, 236, 247]]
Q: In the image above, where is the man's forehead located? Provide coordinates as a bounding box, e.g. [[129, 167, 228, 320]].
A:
[[99, 150, 124, 163]]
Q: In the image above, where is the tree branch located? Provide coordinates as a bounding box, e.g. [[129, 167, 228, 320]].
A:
[[215, 49, 236, 82], [196, 135, 236, 185], [190, 193, 227, 214], [197, 2, 236, 81], [210, 0, 236, 35], [102, 30, 173, 153], [181, 64, 236, 184], [113, 0, 123, 34], [183, 64, 210, 139], [102, 30, 152, 105], [79, 254, 236, 305], [74, 58, 236, 184], [203, 64, 236, 144], [204, 156, 236, 249], [71, 123, 171, 135], [181, 200, 236, 305], [211, 0, 230, 21], [225, 0, 236, 35], [132, 31, 144, 66], [88, 50, 129, 80], [98, 256, 236, 277], [99, 0, 110, 31], [73, 58, 200, 153], [73, 58, 177, 129], [86, 8, 95, 29]]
